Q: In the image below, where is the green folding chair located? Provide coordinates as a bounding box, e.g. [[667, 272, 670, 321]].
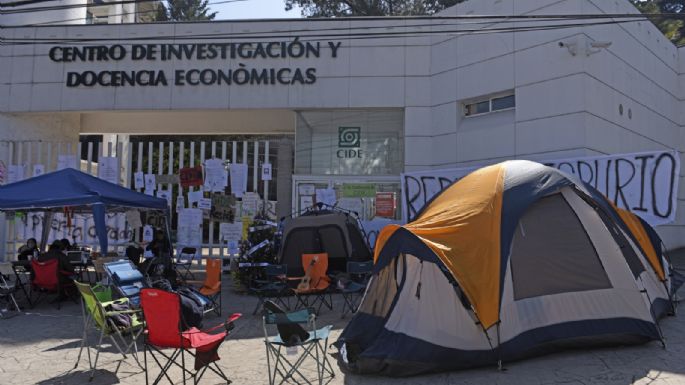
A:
[[73, 281, 144, 381], [262, 304, 335, 385]]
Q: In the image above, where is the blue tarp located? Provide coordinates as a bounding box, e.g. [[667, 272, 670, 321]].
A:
[[0, 168, 168, 251]]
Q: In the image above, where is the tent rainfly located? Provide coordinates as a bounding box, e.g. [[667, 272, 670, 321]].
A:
[[336, 160, 682, 376], [0, 168, 169, 252]]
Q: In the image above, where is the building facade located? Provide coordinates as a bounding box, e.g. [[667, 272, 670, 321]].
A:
[[1, 0, 685, 256]]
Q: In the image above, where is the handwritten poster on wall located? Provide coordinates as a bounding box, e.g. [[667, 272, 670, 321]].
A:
[[177, 209, 203, 247], [401, 150, 680, 226], [97, 156, 119, 185]]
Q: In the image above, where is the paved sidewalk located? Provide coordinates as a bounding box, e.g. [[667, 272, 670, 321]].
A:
[[2, 256, 685, 385]]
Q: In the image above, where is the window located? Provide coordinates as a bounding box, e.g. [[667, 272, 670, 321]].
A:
[[463, 92, 515, 117]]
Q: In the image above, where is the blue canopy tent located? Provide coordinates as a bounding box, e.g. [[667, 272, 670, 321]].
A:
[[0, 168, 169, 253]]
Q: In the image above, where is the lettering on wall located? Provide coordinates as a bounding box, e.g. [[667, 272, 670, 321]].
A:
[[48, 40, 343, 88], [15, 212, 133, 246], [401, 151, 680, 226]]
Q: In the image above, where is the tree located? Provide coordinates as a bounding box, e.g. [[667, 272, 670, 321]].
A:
[[631, 0, 685, 45], [158, 0, 218, 21], [285, 0, 466, 17]]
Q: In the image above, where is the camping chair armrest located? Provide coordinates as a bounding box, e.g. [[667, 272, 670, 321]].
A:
[[193, 313, 242, 334], [104, 308, 143, 316]]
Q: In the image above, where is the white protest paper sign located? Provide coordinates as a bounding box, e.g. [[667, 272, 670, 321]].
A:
[[7, 165, 25, 184], [198, 198, 212, 210], [316, 188, 337, 207], [188, 190, 203, 207], [157, 190, 172, 207], [177, 208, 203, 247], [300, 195, 314, 210], [32, 164, 45, 177], [241, 192, 260, 217], [204, 158, 228, 193], [57, 155, 77, 170], [134, 171, 145, 189], [298, 184, 315, 196], [125, 210, 142, 229], [230, 163, 248, 198], [262, 163, 273, 181], [219, 222, 242, 242], [337, 198, 364, 216], [144, 174, 156, 192], [401, 150, 680, 226], [143, 225, 154, 242], [176, 195, 185, 213], [98, 156, 119, 185]]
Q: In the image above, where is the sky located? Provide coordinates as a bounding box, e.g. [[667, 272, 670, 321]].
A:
[[209, 0, 303, 20]]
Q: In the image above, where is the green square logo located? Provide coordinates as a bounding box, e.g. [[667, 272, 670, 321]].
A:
[[338, 127, 361, 148]]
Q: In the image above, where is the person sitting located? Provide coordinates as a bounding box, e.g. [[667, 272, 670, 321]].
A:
[[39, 240, 75, 277], [60, 238, 73, 252], [146, 230, 170, 258], [17, 238, 38, 261]]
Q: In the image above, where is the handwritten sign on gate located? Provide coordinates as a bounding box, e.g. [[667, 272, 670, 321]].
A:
[[401, 150, 680, 226], [179, 166, 203, 188]]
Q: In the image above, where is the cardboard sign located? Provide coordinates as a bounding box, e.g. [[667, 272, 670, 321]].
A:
[[211, 194, 236, 222], [156, 174, 180, 185], [375, 192, 396, 218], [180, 166, 203, 188]]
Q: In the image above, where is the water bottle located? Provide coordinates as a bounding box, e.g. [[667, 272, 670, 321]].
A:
[[32, 249, 38, 261]]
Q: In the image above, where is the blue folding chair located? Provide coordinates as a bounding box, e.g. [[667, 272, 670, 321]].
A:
[[103, 260, 146, 306], [339, 260, 373, 318], [249, 264, 291, 315], [262, 304, 334, 385]]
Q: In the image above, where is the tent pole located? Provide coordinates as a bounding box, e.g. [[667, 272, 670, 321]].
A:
[[40, 211, 54, 252]]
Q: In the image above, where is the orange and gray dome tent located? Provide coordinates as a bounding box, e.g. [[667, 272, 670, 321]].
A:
[[336, 160, 680, 376]]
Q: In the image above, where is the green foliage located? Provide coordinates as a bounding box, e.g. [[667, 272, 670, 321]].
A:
[[285, 0, 466, 17], [631, 0, 685, 45], [159, 0, 218, 21]]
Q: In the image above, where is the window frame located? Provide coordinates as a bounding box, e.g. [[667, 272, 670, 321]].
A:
[[462, 91, 516, 118]]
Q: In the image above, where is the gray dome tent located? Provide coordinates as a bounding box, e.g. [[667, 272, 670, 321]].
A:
[[276, 210, 372, 276]]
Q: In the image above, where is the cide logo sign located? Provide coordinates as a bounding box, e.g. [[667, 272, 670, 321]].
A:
[[337, 127, 363, 158]]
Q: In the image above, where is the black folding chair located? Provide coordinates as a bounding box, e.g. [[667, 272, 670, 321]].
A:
[[339, 260, 373, 318], [249, 264, 291, 315], [175, 247, 197, 282]]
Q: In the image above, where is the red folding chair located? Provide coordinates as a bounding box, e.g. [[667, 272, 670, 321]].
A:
[[31, 259, 75, 309], [140, 288, 241, 385]]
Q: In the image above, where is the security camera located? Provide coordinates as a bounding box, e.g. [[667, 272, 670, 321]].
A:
[[590, 41, 612, 49]]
